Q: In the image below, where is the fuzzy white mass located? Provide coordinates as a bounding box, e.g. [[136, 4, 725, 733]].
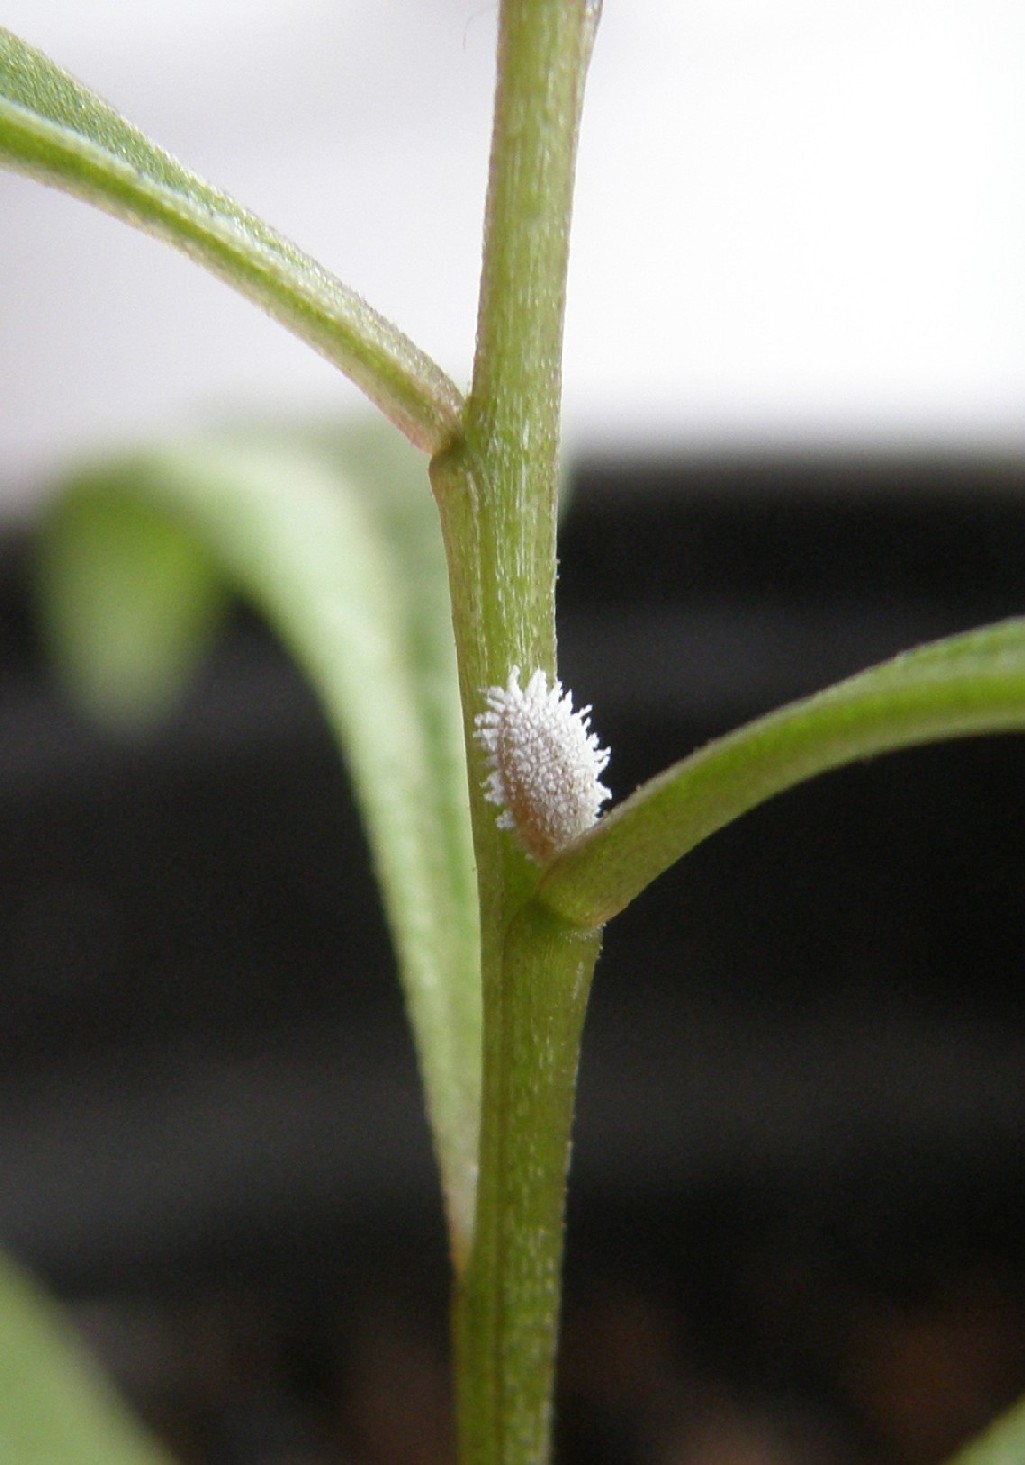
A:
[[474, 666, 611, 862]]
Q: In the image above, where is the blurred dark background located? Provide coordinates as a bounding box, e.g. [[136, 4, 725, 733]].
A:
[[2, 452, 1025, 1465]]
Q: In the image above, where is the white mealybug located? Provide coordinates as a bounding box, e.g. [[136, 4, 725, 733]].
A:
[[475, 666, 611, 863]]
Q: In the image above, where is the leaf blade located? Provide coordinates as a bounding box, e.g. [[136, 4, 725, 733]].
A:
[[0, 1255, 172, 1465], [39, 427, 481, 1255], [35, 488, 229, 731], [946, 1394, 1025, 1465], [0, 28, 462, 453], [540, 619, 1025, 928]]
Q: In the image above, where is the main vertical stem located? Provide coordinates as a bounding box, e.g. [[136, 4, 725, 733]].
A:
[[430, 3, 601, 1462], [455, 905, 603, 1465], [463, 0, 598, 647]]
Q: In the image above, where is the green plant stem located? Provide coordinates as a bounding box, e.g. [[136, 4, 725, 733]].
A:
[[430, 2, 601, 1460], [432, 0, 599, 1086], [456, 905, 603, 1465], [462, 0, 599, 671], [539, 616, 1025, 929]]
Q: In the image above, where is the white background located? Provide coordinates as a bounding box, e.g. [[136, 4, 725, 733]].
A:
[[1, 1, 1024, 513]]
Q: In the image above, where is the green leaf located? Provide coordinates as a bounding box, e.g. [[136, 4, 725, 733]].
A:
[[37, 425, 480, 1257], [0, 1255, 172, 1465], [540, 618, 1025, 929], [35, 489, 229, 733], [946, 1394, 1025, 1465], [0, 28, 462, 453]]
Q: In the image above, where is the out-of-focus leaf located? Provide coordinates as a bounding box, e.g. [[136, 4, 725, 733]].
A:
[[947, 1395, 1025, 1465], [541, 618, 1025, 928], [0, 28, 462, 452], [36, 489, 228, 731], [0, 1255, 172, 1465], [36, 425, 480, 1256]]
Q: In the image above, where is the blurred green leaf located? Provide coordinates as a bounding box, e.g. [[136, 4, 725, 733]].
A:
[[36, 489, 228, 732], [947, 1394, 1025, 1465], [541, 618, 1025, 928], [36, 425, 480, 1255], [0, 28, 461, 452], [0, 1255, 171, 1465]]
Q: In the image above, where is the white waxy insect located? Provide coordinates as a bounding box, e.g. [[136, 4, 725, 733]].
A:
[[474, 666, 611, 863]]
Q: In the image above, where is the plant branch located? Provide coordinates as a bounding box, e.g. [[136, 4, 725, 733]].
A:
[[0, 28, 461, 453], [539, 617, 1025, 929]]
